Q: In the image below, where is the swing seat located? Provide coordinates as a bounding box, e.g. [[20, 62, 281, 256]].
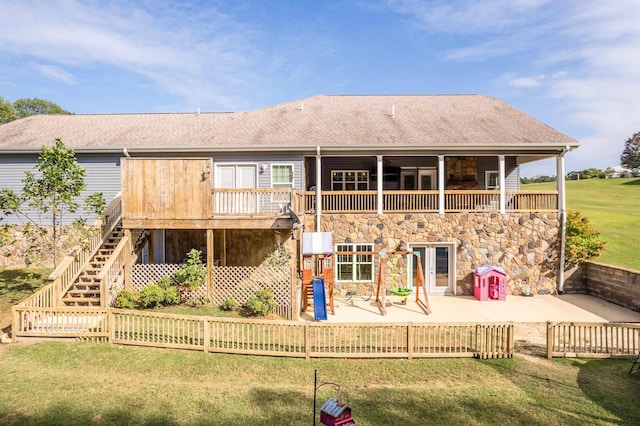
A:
[[390, 287, 412, 297]]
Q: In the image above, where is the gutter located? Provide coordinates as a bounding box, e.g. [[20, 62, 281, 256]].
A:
[[0, 142, 580, 156]]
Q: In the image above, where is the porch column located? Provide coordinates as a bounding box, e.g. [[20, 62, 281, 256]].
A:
[[377, 155, 383, 214], [499, 155, 506, 214], [438, 155, 445, 215], [316, 147, 322, 232], [557, 153, 567, 292]]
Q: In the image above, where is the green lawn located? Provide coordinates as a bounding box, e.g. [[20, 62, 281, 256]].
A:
[[1, 342, 639, 425], [0, 267, 51, 332], [523, 178, 640, 271]]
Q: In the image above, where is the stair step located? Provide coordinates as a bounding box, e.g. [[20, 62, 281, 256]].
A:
[[63, 297, 100, 303], [67, 289, 100, 296]]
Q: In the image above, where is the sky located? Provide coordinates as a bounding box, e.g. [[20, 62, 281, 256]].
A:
[[0, 0, 639, 177]]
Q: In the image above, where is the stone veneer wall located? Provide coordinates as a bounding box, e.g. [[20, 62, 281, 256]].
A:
[[304, 212, 560, 295], [563, 262, 640, 312]]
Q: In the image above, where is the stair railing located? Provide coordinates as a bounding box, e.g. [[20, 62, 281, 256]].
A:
[[48, 193, 123, 306], [96, 235, 130, 308]]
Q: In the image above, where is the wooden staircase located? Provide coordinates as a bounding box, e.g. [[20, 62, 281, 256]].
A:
[[62, 224, 124, 307]]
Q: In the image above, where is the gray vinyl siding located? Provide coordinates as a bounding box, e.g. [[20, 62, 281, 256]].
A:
[[476, 157, 519, 190], [0, 153, 122, 225], [212, 153, 304, 191]]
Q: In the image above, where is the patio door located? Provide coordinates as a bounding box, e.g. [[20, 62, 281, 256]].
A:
[[215, 164, 257, 213], [409, 243, 455, 295]]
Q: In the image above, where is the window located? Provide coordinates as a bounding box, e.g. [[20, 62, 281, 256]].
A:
[[272, 164, 294, 201], [335, 243, 374, 282], [486, 171, 499, 190], [331, 170, 369, 191]]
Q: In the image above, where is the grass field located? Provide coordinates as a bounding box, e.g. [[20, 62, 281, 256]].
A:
[[523, 177, 640, 271], [1, 342, 640, 425], [0, 267, 50, 332]]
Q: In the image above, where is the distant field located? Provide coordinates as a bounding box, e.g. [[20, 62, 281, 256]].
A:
[[523, 178, 640, 271]]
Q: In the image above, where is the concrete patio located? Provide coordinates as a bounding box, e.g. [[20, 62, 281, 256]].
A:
[[302, 293, 640, 323], [300, 294, 640, 345]]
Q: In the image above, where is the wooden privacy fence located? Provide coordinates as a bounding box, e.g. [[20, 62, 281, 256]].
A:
[[11, 307, 513, 359], [547, 322, 640, 358]]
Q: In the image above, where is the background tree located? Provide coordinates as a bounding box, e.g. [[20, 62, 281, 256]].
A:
[[564, 209, 606, 270], [0, 96, 70, 125], [620, 132, 640, 172], [0, 96, 17, 124], [13, 97, 71, 119], [0, 139, 105, 266]]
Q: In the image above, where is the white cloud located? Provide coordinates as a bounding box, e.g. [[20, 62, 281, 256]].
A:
[[32, 64, 75, 85], [510, 77, 541, 88], [386, 0, 640, 171], [0, 0, 259, 110]]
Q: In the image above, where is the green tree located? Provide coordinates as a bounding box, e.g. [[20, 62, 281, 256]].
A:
[[0, 96, 16, 124], [565, 210, 606, 270], [0, 139, 105, 266], [620, 132, 640, 171], [13, 97, 70, 119], [578, 168, 603, 180]]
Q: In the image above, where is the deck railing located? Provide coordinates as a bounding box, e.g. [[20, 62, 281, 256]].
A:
[[95, 236, 129, 308], [10, 307, 514, 359], [212, 188, 302, 215], [547, 322, 640, 358], [304, 190, 558, 213], [47, 193, 122, 306]]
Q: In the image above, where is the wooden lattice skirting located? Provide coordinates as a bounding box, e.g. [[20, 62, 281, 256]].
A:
[[131, 264, 292, 319]]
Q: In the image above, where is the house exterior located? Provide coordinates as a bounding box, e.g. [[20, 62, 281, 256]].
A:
[[0, 95, 578, 319]]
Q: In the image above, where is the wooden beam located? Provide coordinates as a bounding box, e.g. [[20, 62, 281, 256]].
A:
[[123, 218, 293, 230]]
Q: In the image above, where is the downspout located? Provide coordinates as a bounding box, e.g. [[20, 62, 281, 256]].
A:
[[123, 147, 131, 158], [557, 149, 568, 293], [315, 146, 322, 232]]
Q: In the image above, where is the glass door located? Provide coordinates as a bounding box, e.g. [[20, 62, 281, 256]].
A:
[[215, 164, 257, 213], [410, 244, 454, 295]]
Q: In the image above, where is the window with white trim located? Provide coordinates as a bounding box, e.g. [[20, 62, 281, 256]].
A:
[[336, 243, 374, 282], [486, 171, 499, 190], [272, 164, 294, 201], [331, 170, 369, 191]]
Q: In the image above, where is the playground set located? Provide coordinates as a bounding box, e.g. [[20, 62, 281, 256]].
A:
[[301, 232, 431, 320]]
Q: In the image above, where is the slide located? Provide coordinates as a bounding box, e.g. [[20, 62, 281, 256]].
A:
[[312, 278, 328, 321]]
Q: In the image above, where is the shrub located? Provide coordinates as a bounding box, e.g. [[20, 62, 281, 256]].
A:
[[156, 276, 174, 289], [565, 209, 606, 270], [115, 289, 139, 309], [245, 289, 277, 316], [163, 286, 180, 306], [173, 249, 206, 290], [220, 299, 238, 311], [140, 284, 167, 309]]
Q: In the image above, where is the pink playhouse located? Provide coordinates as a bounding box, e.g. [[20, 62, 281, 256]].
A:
[[473, 265, 507, 301]]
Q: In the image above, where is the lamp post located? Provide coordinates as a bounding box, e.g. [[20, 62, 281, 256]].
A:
[[313, 369, 341, 426]]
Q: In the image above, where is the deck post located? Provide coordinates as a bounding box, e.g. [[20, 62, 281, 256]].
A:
[[206, 229, 214, 302], [123, 229, 132, 290], [546, 321, 554, 359], [11, 306, 18, 343]]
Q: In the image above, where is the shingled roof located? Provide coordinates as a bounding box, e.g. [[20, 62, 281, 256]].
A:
[[0, 94, 578, 154]]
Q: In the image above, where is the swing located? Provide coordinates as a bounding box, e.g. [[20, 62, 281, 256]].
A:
[[387, 252, 413, 297]]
